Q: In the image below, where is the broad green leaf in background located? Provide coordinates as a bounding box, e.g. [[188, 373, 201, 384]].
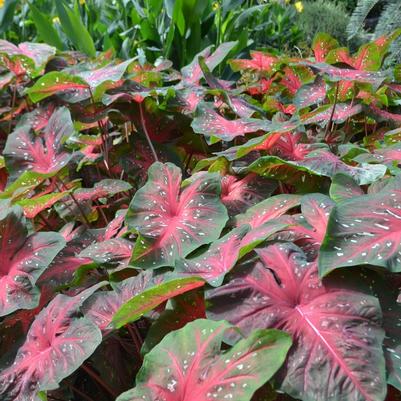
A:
[[55, 0, 96, 57]]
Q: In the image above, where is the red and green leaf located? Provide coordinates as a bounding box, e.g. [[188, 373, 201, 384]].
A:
[[126, 162, 228, 268], [116, 319, 291, 401], [319, 175, 401, 275], [0, 203, 65, 317], [207, 243, 387, 401], [0, 285, 103, 400], [4, 107, 74, 181]]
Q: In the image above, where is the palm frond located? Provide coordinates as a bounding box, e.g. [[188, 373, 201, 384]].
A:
[[347, 0, 380, 39]]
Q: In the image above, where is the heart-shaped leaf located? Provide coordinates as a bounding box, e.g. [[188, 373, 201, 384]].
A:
[[116, 319, 291, 401], [175, 226, 250, 286], [126, 162, 228, 269], [207, 243, 386, 401], [0, 284, 103, 400], [319, 175, 401, 275], [4, 107, 74, 181], [0, 203, 65, 317]]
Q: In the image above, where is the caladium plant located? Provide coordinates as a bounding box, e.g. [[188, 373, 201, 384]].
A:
[[0, 202, 64, 317], [126, 162, 228, 269], [116, 319, 292, 401], [0, 284, 104, 400], [319, 175, 401, 275], [0, 29, 400, 401], [3, 107, 74, 181], [207, 243, 387, 401]]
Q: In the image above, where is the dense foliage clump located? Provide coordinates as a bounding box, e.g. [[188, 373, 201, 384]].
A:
[[0, 28, 401, 401]]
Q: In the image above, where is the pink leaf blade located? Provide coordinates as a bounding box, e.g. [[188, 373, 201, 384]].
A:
[[127, 162, 228, 269], [0, 204, 65, 317], [207, 243, 386, 401], [175, 225, 250, 286], [319, 176, 401, 275], [0, 284, 104, 400]]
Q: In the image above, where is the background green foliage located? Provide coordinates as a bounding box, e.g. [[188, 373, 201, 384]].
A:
[[295, 0, 350, 47], [0, 0, 303, 67]]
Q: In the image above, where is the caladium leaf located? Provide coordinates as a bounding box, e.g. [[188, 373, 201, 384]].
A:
[[229, 51, 278, 72], [18, 104, 56, 131], [300, 61, 387, 86], [83, 271, 204, 331], [247, 156, 323, 191], [329, 173, 364, 203], [78, 238, 134, 267], [294, 76, 327, 109], [37, 227, 96, 290], [300, 193, 335, 242], [181, 42, 236, 85], [290, 194, 335, 257], [312, 33, 339, 62], [126, 162, 228, 269], [319, 175, 401, 275], [16, 192, 69, 218], [325, 267, 401, 392], [4, 107, 74, 181], [0, 203, 65, 317], [207, 243, 387, 401], [175, 226, 250, 286], [191, 105, 270, 141], [27, 59, 134, 103], [235, 194, 301, 229], [116, 319, 292, 401], [300, 103, 362, 125], [141, 290, 206, 354], [0, 285, 103, 400], [26, 72, 90, 103], [112, 275, 205, 329], [220, 174, 277, 216], [74, 179, 132, 202], [0, 40, 55, 76], [326, 43, 382, 72], [296, 149, 387, 185]]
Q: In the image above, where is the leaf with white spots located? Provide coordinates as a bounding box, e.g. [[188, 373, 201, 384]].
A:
[[294, 76, 327, 109], [181, 42, 236, 85], [191, 105, 270, 141], [141, 290, 206, 354], [78, 238, 134, 267], [288, 194, 335, 258], [300, 103, 362, 126], [0, 40, 55, 77], [229, 51, 278, 72], [235, 194, 301, 229], [0, 284, 103, 401], [299, 193, 335, 242], [220, 174, 277, 216], [296, 149, 386, 185], [329, 173, 364, 203], [175, 226, 250, 287], [299, 61, 387, 86], [319, 175, 401, 275], [247, 156, 324, 191], [207, 243, 387, 401], [26, 72, 90, 103], [16, 192, 69, 218], [3, 107, 74, 182], [116, 319, 291, 401], [74, 179, 132, 202], [111, 275, 205, 329], [312, 33, 339, 62], [126, 162, 228, 269], [0, 203, 65, 317]]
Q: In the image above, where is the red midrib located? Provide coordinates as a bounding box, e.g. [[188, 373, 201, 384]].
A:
[[294, 305, 373, 401]]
